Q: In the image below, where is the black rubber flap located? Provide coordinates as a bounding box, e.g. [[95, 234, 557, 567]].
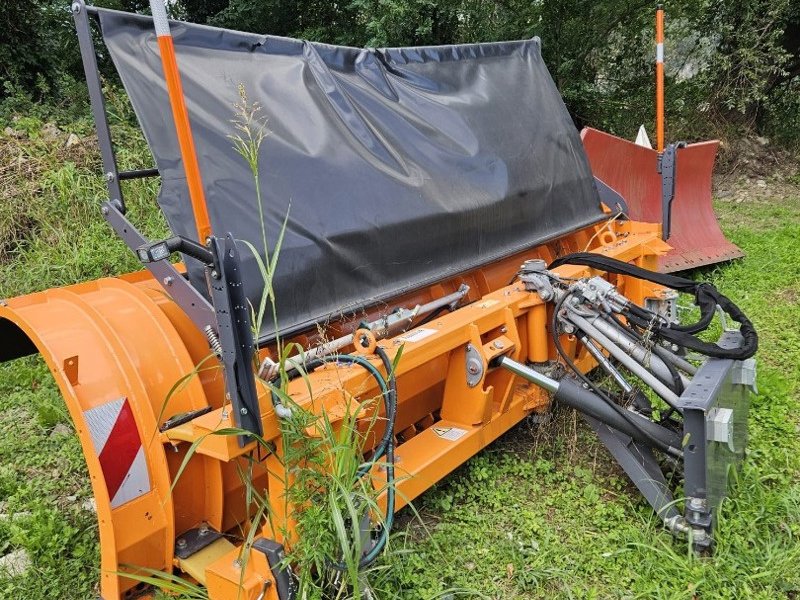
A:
[[97, 9, 605, 340]]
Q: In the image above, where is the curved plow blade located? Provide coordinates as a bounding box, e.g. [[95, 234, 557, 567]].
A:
[[581, 127, 743, 272]]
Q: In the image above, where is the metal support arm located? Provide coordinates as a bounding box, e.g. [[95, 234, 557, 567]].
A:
[[207, 235, 263, 442]]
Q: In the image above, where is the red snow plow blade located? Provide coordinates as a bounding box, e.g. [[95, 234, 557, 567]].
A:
[[581, 127, 743, 272]]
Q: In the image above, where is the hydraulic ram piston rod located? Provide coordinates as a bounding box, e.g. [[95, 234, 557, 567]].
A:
[[496, 356, 682, 453], [566, 310, 682, 408], [260, 285, 470, 379], [583, 312, 691, 390]]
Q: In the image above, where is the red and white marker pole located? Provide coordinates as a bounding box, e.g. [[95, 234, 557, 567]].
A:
[[655, 3, 665, 153], [150, 0, 212, 242]]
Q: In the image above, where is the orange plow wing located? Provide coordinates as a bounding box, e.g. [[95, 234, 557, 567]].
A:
[[581, 127, 743, 272]]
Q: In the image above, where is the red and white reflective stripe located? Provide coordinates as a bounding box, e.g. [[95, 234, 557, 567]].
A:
[[84, 398, 150, 509]]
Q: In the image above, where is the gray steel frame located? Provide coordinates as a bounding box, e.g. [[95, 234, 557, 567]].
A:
[[675, 331, 752, 549], [585, 416, 680, 521], [72, 1, 265, 438], [207, 235, 263, 442], [590, 331, 752, 550], [71, 0, 216, 334]]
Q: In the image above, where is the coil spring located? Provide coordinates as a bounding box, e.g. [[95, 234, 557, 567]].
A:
[[204, 325, 223, 357]]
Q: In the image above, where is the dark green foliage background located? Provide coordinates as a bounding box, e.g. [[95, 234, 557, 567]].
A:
[[1, 0, 798, 146]]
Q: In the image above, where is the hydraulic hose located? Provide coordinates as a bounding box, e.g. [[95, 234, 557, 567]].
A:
[[269, 347, 397, 570], [349, 346, 396, 569], [284, 355, 394, 469], [548, 252, 758, 360], [327, 347, 396, 571], [287, 348, 396, 572]]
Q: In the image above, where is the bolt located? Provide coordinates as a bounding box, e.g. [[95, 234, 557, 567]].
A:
[[198, 522, 209, 536], [101, 206, 109, 215], [176, 538, 187, 549], [468, 364, 480, 375], [71, 2, 81, 13], [500, 326, 508, 334], [211, 270, 219, 279], [493, 340, 504, 349], [163, 276, 174, 286], [232, 559, 242, 570], [105, 172, 115, 182], [240, 407, 248, 416], [688, 497, 707, 511]]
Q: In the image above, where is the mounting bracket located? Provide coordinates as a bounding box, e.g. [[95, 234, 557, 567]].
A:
[[207, 235, 263, 443]]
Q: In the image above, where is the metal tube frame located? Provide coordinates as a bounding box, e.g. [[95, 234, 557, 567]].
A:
[[585, 311, 690, 389], [566, 309, 681, 407], [72, 0, 216, 335]]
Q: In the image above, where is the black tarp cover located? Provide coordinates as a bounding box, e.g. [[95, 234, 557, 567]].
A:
[[97, 9, 606, 339]]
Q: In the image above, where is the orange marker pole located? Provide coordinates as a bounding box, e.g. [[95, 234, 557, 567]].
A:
[[655, 4, 665, 153], [150, 0, 212, 242]]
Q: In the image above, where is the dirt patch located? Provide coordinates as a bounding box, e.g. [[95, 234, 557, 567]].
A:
[[714, 136, 800, 204], [774, 288, 799, 305]]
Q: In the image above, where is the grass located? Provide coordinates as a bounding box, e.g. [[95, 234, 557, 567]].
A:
[[0, 112, 798, 599]]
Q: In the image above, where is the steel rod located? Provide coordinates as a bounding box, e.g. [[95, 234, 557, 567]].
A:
[[587, 312, 690, 389], [495, 356, 559, 393], [578, 334, 633, 393], [118, 168, 160, 181], [567, 311, 681, 407]]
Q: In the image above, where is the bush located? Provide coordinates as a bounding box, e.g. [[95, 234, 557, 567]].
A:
[[2, 0, 798, 148]]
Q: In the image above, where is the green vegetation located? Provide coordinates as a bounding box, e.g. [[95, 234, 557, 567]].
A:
[[0, 111, 798, 598], [3, 1, 799, 147]]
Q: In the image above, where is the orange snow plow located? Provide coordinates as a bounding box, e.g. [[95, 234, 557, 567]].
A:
[[0, 2, 758, 599]]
